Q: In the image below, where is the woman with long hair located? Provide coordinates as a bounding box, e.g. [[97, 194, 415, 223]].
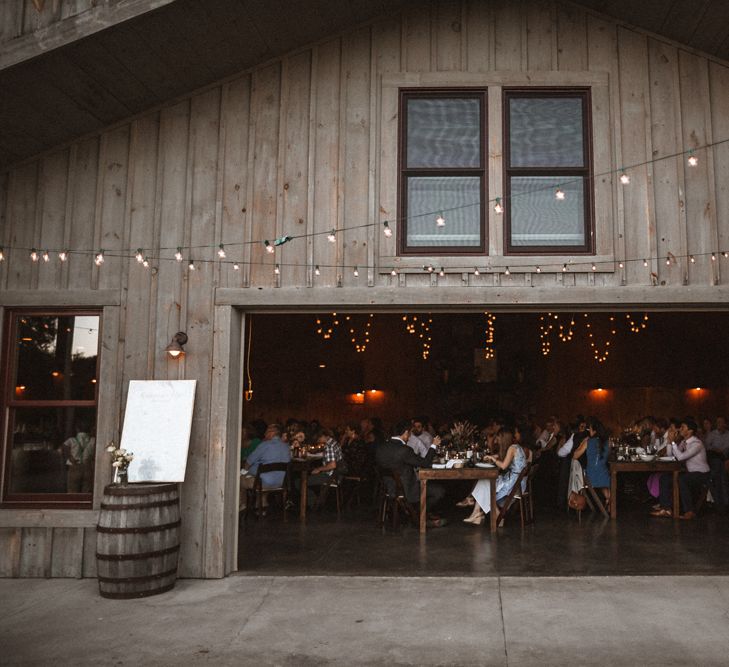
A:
[[572, 416, 611, 508]]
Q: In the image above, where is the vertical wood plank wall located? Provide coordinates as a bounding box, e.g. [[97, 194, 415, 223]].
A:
[[2, 0, 729, 578]]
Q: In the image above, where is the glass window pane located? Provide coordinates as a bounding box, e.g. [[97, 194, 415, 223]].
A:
[[14, 315, 99, 401], [509, 97, 584, 167], [510, 176, 585, 247], [407, 98, 481, 168], [8, 406, 96, 494], [406, 176, 481, 247]]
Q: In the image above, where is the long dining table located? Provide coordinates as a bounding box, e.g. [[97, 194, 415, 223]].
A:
[[417, 466, 501, 533], [609, 459, 683, 519]]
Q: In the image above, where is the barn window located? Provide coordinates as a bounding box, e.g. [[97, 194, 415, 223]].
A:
[[1, 310, 101, 507], [398, 90, 487, 254], [504, 89, 593, 254]]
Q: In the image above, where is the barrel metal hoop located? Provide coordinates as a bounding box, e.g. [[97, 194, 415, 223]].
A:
[[98, 582, 176, 599], [104, 484, 178, 497], [96, 544, 180, 562], [100, 498, 179, 511], [97, 567, 178, 584], [96, 519, 181, 534]]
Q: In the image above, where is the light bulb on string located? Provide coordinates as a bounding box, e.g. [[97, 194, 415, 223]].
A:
[[711, 253, 716, 262], [439, 267, 445, 277], [435, 212, 446, 227], [555, 187, 566, 201], [0, 247, 4, 261], [618, 261, 624, 269], [264, 240, 275, 254], [327, 230, 336, 243], [494, 198, 503, 214], [142, 258, 149, 268], [690, 255, 696, 263], [58, 250, 68, 262], [643, 259, 648, 267], [175, 248, 183, 262], [536, 266, 541, 273], [591, 263, 596, 272], [188, 259, 195, 271], [135, 248, 144, 263], [619, 171, 630, 185], [30, 248, 38, 262], [233, 263, 240, 271], [94, 250, 104, 266], [474, 267, 480, 276], [274, 263, 280, 275], [562, 264, 568, 272], [390, 268, 397, 277], [723, 251, 729, 258], [353, 266, 359, 277], [42, 250, 50, 263], [217, 244, 226, 259], [504, 267, 510, 276], [314, 265, 321, 276], [688, 150, 698, 167], [383, 221, 393, 238]]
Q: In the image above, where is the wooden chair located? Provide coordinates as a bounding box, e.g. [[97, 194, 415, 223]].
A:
[[375, 466, 418, 529], [245, 462, 289, 520], [525, 461, 539, 523], [341, 474, 364, 509], [583, 475, 609, 518], [496, 464, 531, 528], [314, 475, 343, 514]]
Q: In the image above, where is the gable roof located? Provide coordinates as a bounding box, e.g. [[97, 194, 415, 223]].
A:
[[1, 0, 728, 169]]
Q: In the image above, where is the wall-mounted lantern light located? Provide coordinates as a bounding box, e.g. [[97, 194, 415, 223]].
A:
[[165, 331, 188, 358]]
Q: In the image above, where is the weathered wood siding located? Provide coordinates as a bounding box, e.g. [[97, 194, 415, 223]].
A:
[[1, 0, 729, 578]]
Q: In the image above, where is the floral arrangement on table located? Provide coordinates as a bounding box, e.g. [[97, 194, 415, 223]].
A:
[[106, 443, 134, 484], [448, 420, 478, 452]]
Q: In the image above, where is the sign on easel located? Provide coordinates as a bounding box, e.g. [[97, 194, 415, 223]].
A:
[[121, 380, 197, 482]]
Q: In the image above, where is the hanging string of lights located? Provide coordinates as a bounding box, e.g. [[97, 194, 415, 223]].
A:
[[2, 136, 728, 266], [483, 312, 496, 360], [349, 314, 373, 353]]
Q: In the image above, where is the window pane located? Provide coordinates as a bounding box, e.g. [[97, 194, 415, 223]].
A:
[[509, 97, 584, 167], [407, 98, 481, 168], [14, 315, 99, 401], [510, 177, 585, 247], [406, 176, 481, 247], [8, 406, 96, 494]]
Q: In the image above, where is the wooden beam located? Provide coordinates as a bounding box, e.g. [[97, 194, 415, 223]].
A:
[[0, 289, 121, 306], [0, 0, 179, 71], [0, 510, 98, 529]]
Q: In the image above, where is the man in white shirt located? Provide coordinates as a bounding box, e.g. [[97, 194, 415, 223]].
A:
[[407, 417, 435, 457], [651, 419, 710, 520], [705, 416, 729, 512]]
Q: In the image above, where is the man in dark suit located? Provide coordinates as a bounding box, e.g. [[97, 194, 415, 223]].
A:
[[375, 419, 445, 520]]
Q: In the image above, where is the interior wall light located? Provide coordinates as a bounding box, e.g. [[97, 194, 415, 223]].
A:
[[165, 331, 188, 358]]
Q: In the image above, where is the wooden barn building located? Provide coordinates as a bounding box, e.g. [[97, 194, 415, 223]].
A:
[[1, 0, 728, 579]]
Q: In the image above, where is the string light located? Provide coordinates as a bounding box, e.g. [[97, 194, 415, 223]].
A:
[[711, 253, 716, 262], [315, 313, 340, 340], [435, 213, 446, 227], [58, 250, 68, 262], [142, 258, 149, 268], [175, 248, 183, 262], [274, 263, 280, 275], [314, 265, 320, 276], [723, 252, 729, 258], [350, 313, 373, 353], [30, 248, 38, 262], [233, 263, 240, 270], [690, 255, 696, 263], [483, 312, 496, 360], [383, 221, 393, 238], [619, 171, 630, 185], [591, 263, 596, 271], [494, 198, 504, 214], [424, 264, 434, 273], [217, 244, 226, 258], [439, 267, 445, 277], [618, 261, 624, 269], [135, 248, 144, 263], [391, 268, 397, 277], [536, 266, 541, 273], [42, 250, 50, 263], [626, 313, 649, 333], [474, 267, 480, 276], [643, 259, 648, 267], [504, 267, 510, 276], [353, 266, 359, 277], [94, 250, 104, 266], [539, 314, 553, 356], [0, 248, 4, 261], [555, 187, 565, 201], [688, 150, 698, 167], [562, 264, 568, 272], [586, 314, 615, 363], [264, 240, 275, 254], [327, 230, 336, 243], [188, 259, 195, 271]]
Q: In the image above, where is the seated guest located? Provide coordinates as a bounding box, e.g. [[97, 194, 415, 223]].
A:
[[340, 423, 368, 478], [375, 419, 444, 521], [462, 426, 528, 525], [556, 417, 587, 509], [303, 429, 347, 507], [705, 416, 729, 512], [408, 417, 441, 458], [651, 418, 710, 519], [240, 423, 291, 510], [572, 417, 611, 508]]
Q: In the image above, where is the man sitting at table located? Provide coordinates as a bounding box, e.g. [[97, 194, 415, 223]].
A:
[[305, 429, 347, 507], [240, 423, 291, 513], [651, 418, 710, 520], [705, 416, 729, 512], [375, 419, 445, 524], [407, 417, 434, 457]]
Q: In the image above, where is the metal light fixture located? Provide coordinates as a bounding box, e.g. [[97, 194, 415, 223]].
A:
[[165, 331, 188, 358]]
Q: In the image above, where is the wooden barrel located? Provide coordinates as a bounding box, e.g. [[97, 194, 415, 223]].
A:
[[96, 483, 180, 599]]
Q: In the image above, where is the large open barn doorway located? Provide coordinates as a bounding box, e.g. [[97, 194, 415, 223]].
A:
[[236, 310, 729, 576]]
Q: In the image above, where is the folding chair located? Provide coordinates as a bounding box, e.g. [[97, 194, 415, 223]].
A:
[[496, 464, 531, 528]]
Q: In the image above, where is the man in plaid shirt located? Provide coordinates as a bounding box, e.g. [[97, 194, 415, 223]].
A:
[[305, 429, 347, 507]]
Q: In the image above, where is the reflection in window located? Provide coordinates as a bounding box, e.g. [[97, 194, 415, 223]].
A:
[[3, 311, 100, 503]]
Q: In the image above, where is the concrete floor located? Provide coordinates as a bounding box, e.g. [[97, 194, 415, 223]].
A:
[[2, 575, 728, 666], [238, 502, 729, 577]]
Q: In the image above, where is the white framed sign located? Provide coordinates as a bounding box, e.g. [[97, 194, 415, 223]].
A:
[[121, 380, 197, 482]]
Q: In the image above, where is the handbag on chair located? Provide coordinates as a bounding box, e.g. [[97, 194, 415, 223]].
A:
[[568, 490, 587, 511]]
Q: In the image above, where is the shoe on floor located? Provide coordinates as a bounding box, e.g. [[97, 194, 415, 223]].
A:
[[650, 508, 672, 518], [679, 511, 696, 520]]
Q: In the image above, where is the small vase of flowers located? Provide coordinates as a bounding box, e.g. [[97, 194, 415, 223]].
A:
[[449, 420, 478, 453], [106, 443, 134, 485]]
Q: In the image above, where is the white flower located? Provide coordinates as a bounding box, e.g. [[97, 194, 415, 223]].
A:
[[112, 461, 121, 468], [125, 454, 134, 462], [114, 449, 122, 456], [106, 445, 116, 453], [119, 449, 127, 456]]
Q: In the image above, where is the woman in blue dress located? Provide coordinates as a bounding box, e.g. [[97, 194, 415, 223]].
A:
[[463, 426, 528, 525], [572, 416, 611, 508]]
